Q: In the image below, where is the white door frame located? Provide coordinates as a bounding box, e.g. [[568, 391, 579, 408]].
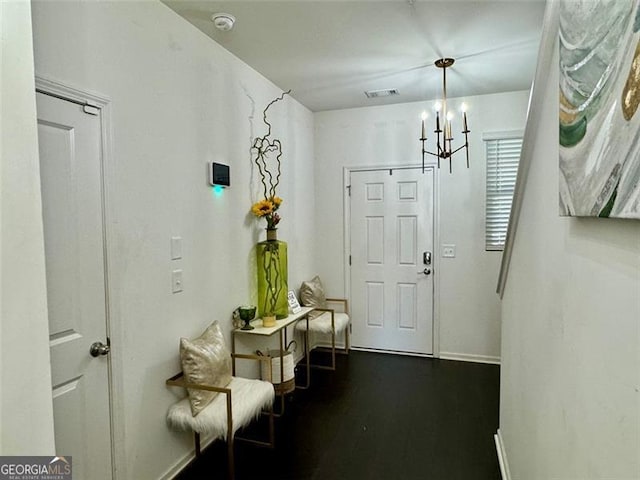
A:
[[343, 163, 441, 358], [35, 76, 124, 480]]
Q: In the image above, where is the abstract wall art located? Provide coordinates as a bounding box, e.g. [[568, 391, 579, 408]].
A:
[[559, 0, 640, 218]]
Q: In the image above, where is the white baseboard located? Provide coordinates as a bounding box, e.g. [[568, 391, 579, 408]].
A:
[[160, 451, 192, 480], [494, 429, 512, 480], [160, 435, 215, 480], [337, 347, 499, 364], [350, 346, 433, 358], [439, 351, 501, 365]]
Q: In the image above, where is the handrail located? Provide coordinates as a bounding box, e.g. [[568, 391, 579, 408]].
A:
[[497, 0, 559, 298]]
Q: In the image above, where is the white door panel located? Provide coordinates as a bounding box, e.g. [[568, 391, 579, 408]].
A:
[[37, 91, 113, 480], [350, 168, 434, 354]]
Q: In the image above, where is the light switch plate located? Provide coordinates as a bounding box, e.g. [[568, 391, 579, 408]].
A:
[[172, 269, 183, 293], [442, 244, 456, 258], [171, 236, 182, 260]]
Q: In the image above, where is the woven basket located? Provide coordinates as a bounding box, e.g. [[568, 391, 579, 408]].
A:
[[258, 341, 296, 395]]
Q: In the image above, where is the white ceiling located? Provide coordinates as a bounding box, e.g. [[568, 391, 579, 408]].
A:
[[163, 0, 546, 112]]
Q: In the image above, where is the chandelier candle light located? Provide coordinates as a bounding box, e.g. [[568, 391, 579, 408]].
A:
[[420, 58, 470, 173]]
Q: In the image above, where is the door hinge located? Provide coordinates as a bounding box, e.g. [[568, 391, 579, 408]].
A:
[[347, 185, 351, 196], [349, 255, 352, 266], [83, 104, 99, 116], [350, 324, 353, 333]]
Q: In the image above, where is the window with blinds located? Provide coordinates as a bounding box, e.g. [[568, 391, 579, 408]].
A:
[[484, 133, 523, 251]]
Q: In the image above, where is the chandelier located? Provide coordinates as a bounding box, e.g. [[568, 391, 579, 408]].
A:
[[420, 58, 470, 173]]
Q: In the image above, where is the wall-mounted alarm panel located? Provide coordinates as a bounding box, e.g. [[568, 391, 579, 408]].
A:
[[208, 162, 230, 187]]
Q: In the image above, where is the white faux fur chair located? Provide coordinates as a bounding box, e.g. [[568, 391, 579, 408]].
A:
[[295, 298, 350, 372], [166, 353, 275, 480]]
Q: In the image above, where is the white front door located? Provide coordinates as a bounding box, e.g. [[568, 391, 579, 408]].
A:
[[37, 91, 113, 479], [350, 167, 434, 354]]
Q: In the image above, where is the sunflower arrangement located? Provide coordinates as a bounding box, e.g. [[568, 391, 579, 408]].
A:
[[251, 196, 283, 230]]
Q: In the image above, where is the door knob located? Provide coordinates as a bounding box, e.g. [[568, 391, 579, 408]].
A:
[[90, 341, 110, 357], [418, 268, 431, 275]]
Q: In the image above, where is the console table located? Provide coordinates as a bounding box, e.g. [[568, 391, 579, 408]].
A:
[[231, 307, 314, 414]]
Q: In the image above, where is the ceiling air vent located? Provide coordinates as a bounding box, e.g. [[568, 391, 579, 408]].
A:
[[364, 88, 399, 99]]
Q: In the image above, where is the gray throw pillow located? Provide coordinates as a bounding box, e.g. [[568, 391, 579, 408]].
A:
[[180, 320, 232, 416]]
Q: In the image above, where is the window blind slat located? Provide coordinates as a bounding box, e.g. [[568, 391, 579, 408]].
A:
[[485, 135, 523, 251]]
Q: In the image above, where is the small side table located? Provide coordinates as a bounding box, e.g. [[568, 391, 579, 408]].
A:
[[231, 306, 313, 415]]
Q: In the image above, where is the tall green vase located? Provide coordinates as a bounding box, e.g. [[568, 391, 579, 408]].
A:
[[256, 229, 288, 319]]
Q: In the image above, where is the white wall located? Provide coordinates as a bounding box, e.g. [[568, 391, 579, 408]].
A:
[[0, 0, 56, 455], [499, 45, 640, 477], [31, 1, 315, 478], [314, 91, 529, 361]]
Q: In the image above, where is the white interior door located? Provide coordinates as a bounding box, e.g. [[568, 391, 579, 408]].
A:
[[37, 91, 113, 479], [350, 167, 434, 354]]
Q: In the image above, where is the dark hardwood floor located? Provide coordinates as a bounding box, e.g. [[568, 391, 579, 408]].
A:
[[176, 350, 501, 480]]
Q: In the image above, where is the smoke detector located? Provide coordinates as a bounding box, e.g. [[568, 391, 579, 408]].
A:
[[211, 13, 236, 31]]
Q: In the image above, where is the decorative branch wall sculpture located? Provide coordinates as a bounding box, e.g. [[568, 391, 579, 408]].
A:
[[251, 90, 291, 201]]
